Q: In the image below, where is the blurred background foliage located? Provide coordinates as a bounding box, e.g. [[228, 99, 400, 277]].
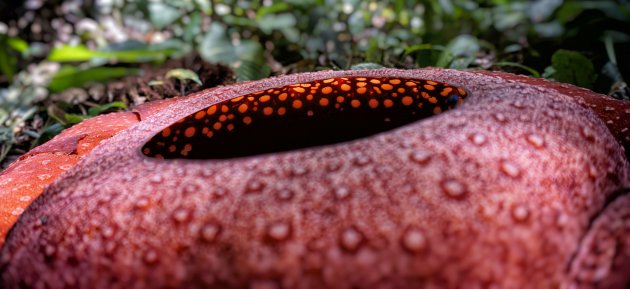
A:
[[0, 0, 629, 167]]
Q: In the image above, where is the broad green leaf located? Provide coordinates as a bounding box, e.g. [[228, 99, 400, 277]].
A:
[[550, 49, 596, 89], [234, 60, 271, 82], [184, 12, 202, 42], [0, 45, 16, 81], [437, 35, 479, 68], [257, 14, 300, 42], [199, 24, 239, 64], [0, 35, 27, 84], [256, 2, 290, 20], [48, 44, 175, 63], [48, 45, 101, 62], [149, 2, 181, 29], [49, 66, 141, 93], [7, 37, 28, 53], [199, 23, 267, 81], [166, 68, 202, 85]]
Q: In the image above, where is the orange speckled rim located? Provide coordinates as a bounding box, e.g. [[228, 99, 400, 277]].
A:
[[143, 76, 467, 159]]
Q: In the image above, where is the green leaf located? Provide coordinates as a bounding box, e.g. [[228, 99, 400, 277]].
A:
[[7, 37, 29, 53], [199, 23, 267, 81], [49, 66, 141, 93], [198, 24, 239, 64], [64, 113, 88, 124], [0, 35, 18, 81], [87, 101, 127, 116], [550, 49, 596, 89], [48, 44, 175, 63], [48, 45, 102, 62], [234, 60, 271, 82], [437, 35, 480, 68], [184, 12, 202, 42], [165, 68, 202, 85], [149, 2, 181, 30], [351, 63, 385, 70], [256, 2, 290, 20]]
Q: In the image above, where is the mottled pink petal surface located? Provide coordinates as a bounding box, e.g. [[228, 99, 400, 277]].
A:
[[1, 69, 629, 289]]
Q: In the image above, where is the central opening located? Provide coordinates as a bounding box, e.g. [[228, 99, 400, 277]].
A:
[[142, 76, 467, 159]]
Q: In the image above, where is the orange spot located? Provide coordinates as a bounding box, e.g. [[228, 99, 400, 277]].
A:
[[263, 107, 273, 115], [238, 104, 248, 113], [428, 97, 438, 104], [441, 87, 453, 96], [194, 111, 206, 119], [357, 87, 367, 94], [162, 127, 172, 137], [381, 84, 394, 91], [221, 105, 229, 113], [405, 81, 416, 87], [243, 116, 252, 125], [231, 96, 244, 102], [370, 79, 381, 84], [181, 144, 192, 156], [351, 99, 361, 108], [143, 147, 150, 154], [368, 99, 379, 109], [169, 145, 176, 152], [301, 83, 311, 87], [227, 124, 235, 131], [389, 79, 401, 85], [457, 87, 466, 95], [373, 87, 382, 94], [184, 127, 196, 138], [384, 99, 394, 108], [293, 87, 306, 93], [292, 100, 303, 109], [340, 84, 351, 91], [319, 98, 329, 106], [423, 84, 435, 91], [213, 122, 222, 130], [227, 114, 234, 120], [336, 96, 345, 103], [202, 127, 209, 134], [433, 107, 442, 114], [323, 78, 335, 83], [206, 131, 214, 138], [247, 96, 255, 101], [322, 86, 333, 94], [421, 91, 430, 99], [306, 94, 313, 101], [278, 93, 288, 101], [426, 80, 438, 85], [260, 95, 271, 102], [207, 105, 217, 115], [397, 88, 405, 93], [402, 96, 413, 106], [356, 77, 367, 81], [356, 82, 367, 87], [219, 115, 227, 122], [277, 107, 286, 116]]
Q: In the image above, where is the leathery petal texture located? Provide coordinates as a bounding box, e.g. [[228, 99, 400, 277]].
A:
[[1, 68, 629, 289]]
